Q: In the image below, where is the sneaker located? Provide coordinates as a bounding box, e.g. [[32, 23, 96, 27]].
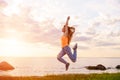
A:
[[73, 43, 77, 50], [66, 63, 70, 71]]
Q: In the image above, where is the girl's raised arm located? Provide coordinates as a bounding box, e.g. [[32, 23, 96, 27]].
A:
[[64, 16, 70, 36]]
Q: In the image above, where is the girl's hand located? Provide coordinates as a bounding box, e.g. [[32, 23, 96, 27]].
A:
[[67, 16, 70, 20]]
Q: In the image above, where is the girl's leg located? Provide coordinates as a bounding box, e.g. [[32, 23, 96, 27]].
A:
[[57, 49, 68, 65], [64, 46, 77, 62], [57, 49, 70, 71]]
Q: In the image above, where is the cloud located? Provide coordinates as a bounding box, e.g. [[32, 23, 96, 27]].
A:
[[112, 47, 120, 50], [78, 46, 89, 50], [0, 0, 120, 49], [0, 5, 62, 47], [72, 0, 120, 49], [89, 14, 120, 28], [106, 0, 120, 8], [0, 0, 7, 9], [74, 32, 93, 42], [86, 29, 97, 36], [96, 41, 120, 47], [78, 36, 92, 42], [85, 13, 120, 44], [24, 26, 61, 46], [108, 31, 120, 37]]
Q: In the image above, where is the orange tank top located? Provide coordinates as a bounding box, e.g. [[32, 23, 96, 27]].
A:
[[61, 35, 68, 48]]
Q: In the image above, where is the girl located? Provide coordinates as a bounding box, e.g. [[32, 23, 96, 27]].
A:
[[57, 16, 77, 71]]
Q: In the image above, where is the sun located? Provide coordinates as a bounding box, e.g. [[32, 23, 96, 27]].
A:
[[1, 38, 24, 57], [4, 38, 20, 46]]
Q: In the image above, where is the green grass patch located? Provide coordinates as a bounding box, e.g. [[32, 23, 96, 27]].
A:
[[0, 73, 120, 80]]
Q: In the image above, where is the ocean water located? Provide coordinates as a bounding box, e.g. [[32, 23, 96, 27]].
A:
[[0, 57, 120, 76]]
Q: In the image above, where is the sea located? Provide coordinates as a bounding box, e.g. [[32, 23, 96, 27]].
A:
[[0, 57, 120, 76]]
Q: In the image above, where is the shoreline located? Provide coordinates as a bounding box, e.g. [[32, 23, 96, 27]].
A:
[[0, 73, 120, 80]]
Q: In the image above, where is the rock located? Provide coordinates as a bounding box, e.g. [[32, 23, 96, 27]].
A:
[[86, 64, 106, 70], [86, 66, 97, 70], [96, 64, 106, 70], [116, 65, 120, 69], [107, 67, 112, 69], [0, 61, 15, 71]]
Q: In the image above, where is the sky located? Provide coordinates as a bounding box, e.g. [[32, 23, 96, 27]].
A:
[[0, 0, 120, 57]]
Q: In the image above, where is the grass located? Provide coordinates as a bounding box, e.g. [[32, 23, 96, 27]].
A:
[[0, 73, 120, 80]]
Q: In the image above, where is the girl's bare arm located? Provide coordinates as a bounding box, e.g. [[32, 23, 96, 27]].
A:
[[64, 16, 70, 36]]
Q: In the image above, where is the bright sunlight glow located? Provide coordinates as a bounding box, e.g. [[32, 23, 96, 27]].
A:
[[1, 38, 25, 57]]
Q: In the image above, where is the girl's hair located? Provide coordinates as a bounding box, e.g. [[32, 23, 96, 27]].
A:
[[68, 26, 75, 44]]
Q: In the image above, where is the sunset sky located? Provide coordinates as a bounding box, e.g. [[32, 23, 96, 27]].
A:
[[0, 0, 120, 57]]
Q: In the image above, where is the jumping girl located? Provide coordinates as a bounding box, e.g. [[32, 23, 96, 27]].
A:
[[57, 16, 77, 71]]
